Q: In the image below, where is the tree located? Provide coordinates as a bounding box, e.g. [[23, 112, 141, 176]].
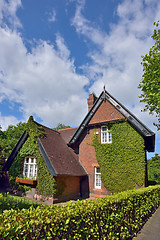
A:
[[148, 153, 160, 183], [52, 123, 71, 131], [138, 21, 160, 130], [0, 126, 5, 175], [0, 122, 26, 181], [0, 122, 26, 161]]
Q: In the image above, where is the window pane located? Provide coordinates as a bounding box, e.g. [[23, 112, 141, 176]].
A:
[[29, 165, 33, 177], [95, 167, 101, 189], [102, 126, 107, 132], [24, 164, 28, 177], [108, 132, 112, 142], [34, 165, 37, 178], [25, 158, 29, 163], [23, 157, 37, 179], [101, 126, 112, 144], [96, 167, 100, 173], [102, 132, 107, 143], [104, 132, 107, 142], [96, 174, 101, 186]]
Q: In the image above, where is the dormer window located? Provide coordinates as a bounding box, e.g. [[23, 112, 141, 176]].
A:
[[101, 126, 112, 144], [23, 157, 37, 179]]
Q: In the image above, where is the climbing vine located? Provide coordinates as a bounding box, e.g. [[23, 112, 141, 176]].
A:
[[9, 116, 56, 197], [92, 121, 146, 194], [36, 150, 56, 197]]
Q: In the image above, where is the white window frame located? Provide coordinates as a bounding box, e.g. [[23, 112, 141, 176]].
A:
[[101, 126, 112, 144], [94, 167, 101, 189], [23, 157, 37, 179]]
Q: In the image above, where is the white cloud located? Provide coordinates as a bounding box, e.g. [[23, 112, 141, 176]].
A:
[[0, 0, 22, 29], [71, 0, 160, 131], [0, 22, 88, 129], [71, 0, 104, 45], [0, 113, 21, 131], [48, 9, 56, 22], [56, 34, 71, 60]]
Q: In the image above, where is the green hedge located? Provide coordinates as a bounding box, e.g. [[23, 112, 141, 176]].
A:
[[0, 186, 160, 239], [0, 193, 40, 214]]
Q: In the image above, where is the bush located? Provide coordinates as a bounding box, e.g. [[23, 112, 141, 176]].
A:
[[148, 180, 158, 186], [0, 193, 40, 213], [0, 186, 160, 239]]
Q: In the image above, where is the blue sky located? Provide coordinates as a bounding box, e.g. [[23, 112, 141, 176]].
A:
[[0, 0, 160, 158]]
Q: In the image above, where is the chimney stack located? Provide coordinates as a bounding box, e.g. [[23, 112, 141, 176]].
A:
[[87, 93, 97, 111]]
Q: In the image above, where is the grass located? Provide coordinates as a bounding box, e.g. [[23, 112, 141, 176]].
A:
[[0, 193, 42, 213]]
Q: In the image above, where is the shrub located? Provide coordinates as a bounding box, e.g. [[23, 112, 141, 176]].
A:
[[0, 186, 160, 239], [0, 193, 40, 213]]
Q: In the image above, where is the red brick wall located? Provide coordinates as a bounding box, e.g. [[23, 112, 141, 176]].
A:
[[55, 176, 81, 202], [89, 100, 125, 125], [79, 127, 110, 197]]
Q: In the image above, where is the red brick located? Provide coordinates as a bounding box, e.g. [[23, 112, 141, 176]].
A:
[[89, 100, 125, 125], [79, 128, 109, 197]]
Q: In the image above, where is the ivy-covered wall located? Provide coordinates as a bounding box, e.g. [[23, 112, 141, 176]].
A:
[[92, 121, 146, 194], [9, 116, 56, 197]]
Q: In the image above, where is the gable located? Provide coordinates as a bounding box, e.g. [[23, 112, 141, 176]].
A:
[[89, 100, 125, 125], [3, 118, 86, 177], [69, 90, 155, 152]]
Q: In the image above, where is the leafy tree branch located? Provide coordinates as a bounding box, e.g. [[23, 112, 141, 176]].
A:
[[139, 21, 160, 129]]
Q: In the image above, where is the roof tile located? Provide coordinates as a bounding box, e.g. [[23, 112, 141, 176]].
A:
[[39, 126, 86, 176]]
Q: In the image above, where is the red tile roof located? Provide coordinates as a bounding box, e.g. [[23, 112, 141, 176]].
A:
[[39, 125, 86, 176], [58, 127, 78, 143]]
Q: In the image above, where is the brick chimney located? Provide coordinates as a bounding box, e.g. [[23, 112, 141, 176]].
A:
[[87, 93, 97, 111]]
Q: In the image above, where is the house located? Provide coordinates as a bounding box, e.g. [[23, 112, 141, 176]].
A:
[[2, 89, 155, 202]]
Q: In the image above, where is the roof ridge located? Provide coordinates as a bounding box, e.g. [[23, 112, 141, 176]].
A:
[[58, 127, 78, 131], [33, 121, 60, 135]]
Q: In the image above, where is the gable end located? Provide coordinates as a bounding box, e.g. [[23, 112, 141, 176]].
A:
[[69, 90, 155, 152]]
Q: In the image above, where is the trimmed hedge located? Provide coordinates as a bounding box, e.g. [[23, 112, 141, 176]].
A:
[[0, 186, 160, 239], [0, 193, 40, 214]]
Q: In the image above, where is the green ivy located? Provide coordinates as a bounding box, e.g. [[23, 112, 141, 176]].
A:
[[9, 116, 56, 197], [36, 151, 56, 197], [93, 121, 145, 194]]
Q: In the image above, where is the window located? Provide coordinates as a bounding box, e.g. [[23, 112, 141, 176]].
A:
[[94, 167, 101, 189], [101, 126, 112, 143], [23, 157, 37, 179]]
